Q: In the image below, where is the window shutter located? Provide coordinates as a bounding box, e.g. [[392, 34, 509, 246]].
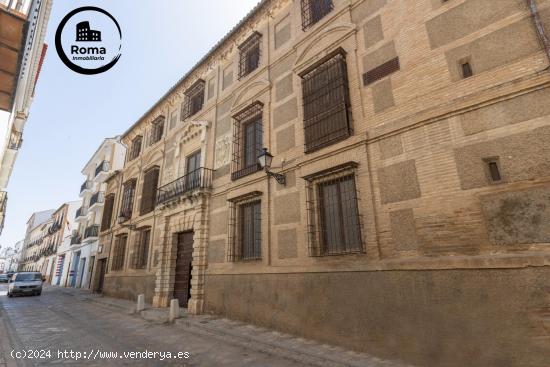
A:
[[100, 194, 114, 231], [140, 168, 159, 215]]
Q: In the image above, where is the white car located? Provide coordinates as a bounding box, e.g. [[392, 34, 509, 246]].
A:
[[7, 272, 43, 297]]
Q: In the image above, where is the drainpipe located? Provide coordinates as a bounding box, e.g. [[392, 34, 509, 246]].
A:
[[527, 0, 550, 65]]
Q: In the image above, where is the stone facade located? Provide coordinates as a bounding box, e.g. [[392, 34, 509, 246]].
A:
[[98, 0, 550, 366]]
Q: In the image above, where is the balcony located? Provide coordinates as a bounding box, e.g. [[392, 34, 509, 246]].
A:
[[89, 191, 105, 211], [70, 232, 81, 245], [84, 225, 99, 240], [80, 180, 93, 196], [7, 131, 22, 150], [75, 206, 88, 221], [157, 167, 213, 206], [94, 161, 110, 181]]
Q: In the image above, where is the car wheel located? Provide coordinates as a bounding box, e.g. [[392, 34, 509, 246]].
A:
[[36, 292, 42, 296]]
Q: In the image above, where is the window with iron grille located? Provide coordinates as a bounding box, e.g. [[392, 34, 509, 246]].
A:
[[181, 80, 205, 120], [128, 136, 142, 161], [111, 234, 128, 271], [301, 49, 352, 153], [238, 32, 261, 79], [301, 0, 333, 30], [100, 194, 115, 231], [362, 57, 400, 86], [149, 117, 164, 146], [231, 102, 263, 180], [131, 228, 150, 269], [305, 162, 363, 256], [227, 193, 262, 262], [120, 179, 136, 221], [140, 167, 159, 215]]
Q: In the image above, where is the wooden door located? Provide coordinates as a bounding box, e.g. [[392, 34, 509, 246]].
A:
[[173, 232, 194, 307], [97, 259, 107, 292]]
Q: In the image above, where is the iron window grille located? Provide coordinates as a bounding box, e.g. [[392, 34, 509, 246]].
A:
[[231, 102, 264, 181], [304, 162, 364, 256], [227, 192, 263, 262], [100, 194, 115, 231], [128, 136, 142, 161], [139, 167, 160, 215], [131, 228, 150, 269], [301, 49, 352, 153], [181, 79, 205, 120], [149, 117, 165, 146], [362, 57, 400, 86], [111, 234, 128, 271], [238, 32, 262, 79], [120, 179, 137, 221], [301, 0, 334, 30]]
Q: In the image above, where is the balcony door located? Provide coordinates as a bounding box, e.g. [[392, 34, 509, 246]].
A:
[[185, 151, 201, 190]]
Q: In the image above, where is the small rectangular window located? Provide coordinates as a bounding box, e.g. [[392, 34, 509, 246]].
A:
[[128, 136, 142, 161], [149, 117, 165, 146], [238, 32, 261, 79], [301, 0, 333, 30], [181, 79, 205, 120], [484, 158, 502, 183], [461, 61, 473, 78]]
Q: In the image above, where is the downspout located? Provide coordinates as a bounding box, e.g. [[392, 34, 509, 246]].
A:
[[527, 0, 550, 65]]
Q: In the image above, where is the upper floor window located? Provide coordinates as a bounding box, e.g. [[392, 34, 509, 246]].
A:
[[149, 117, 164, 146], [301, 49, 352, 153], [120, 179, 136, 221], [231, 102, 263, 181], [301, 0, 333, 30], [238, 32, 261, 79], [128, 136, 142, 161], [181, 79, 205, 120], [140, 167, 160, 216], [100, 194, 115, 231]]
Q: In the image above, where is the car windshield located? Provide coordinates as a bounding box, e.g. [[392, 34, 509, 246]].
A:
[[15, 273, 41, 281], [0, 275, 7, 278]]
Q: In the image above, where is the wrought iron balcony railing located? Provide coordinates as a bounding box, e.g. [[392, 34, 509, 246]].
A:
[[70, 233, 81, 245], [8, 131, 22, 150], [90, 191, 105, 207], [75, 206, 88, 219], [157, 167, 213, 206], [84, 225, 99, 239], [80, 180, 92, 193], [94, 161, 110, 177]]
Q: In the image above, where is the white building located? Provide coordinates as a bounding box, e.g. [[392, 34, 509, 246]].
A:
[[4, 240, 23, 272], [71, 137, 125, 289], [50, 201, 80, 286], [0, 0, 53, 235], [19, 209, 54, 271]]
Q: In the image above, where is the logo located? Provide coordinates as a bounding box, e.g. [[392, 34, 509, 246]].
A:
[[55, 7, 122, 75]]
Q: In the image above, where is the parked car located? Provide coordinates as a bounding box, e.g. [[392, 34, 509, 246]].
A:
[[0, 274, 8, 283], [6, 271, 14, 279], [7, 272, 43, 297]]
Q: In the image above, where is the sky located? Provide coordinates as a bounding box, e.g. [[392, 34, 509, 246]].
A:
[[0, 0, 260, 249]]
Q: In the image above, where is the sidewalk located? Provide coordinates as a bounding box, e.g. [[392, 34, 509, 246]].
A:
[[58, 286, 411, 367]]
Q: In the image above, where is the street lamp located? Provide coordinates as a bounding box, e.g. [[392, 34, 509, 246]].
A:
[[258, 148, 286, 185]]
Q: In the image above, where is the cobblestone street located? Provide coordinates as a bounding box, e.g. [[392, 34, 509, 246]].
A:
[[0, 285, 407, 367]]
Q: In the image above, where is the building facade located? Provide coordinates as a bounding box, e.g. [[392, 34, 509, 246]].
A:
[[19, 209, 54, 271], [0, 0, 53, 235], [49, 201, 80, 287], [71, 137, 126, 289], [95, 0, 550, 366]]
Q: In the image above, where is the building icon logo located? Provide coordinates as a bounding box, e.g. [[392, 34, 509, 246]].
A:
[[76, 21, 101, 42], [55, 6, 122, 75]]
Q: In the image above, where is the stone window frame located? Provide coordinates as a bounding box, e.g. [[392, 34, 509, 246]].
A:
[[148, 116, 165, 147], [238, 32, 262, 80], [226, 191, 263, 262], [181, 79, 206, 121], [230, 102, 264, 181], [130, 226, 151, 270], [300, 0, 334, 31], [303, 161, 365, 257], [111, 234, 128, 271], [128, 136, 142, 161], [120, 178, 137, 221]]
